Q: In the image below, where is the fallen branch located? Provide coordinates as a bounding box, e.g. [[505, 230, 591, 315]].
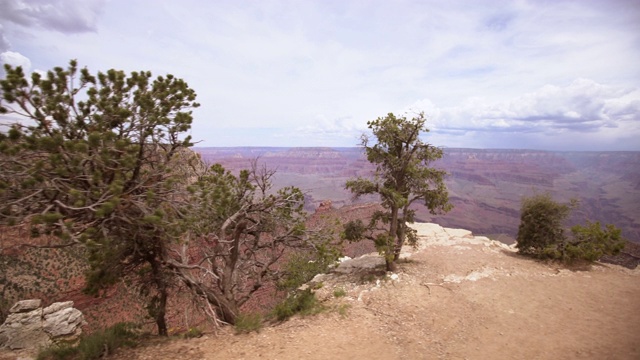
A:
[[420, 282, 452, 295]]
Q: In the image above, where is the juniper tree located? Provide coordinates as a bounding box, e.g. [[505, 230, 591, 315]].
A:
[[344, 112, 451, 271], [169, 161, 337, 325], [0, 60, 199, 335]]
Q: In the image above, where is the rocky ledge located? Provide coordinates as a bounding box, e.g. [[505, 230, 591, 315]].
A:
[[307, 222, 517, 301]]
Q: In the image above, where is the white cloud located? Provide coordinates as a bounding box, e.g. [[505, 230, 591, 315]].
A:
[[0, 24, 9, 53], [405, 79, 640, 150], [0, 0, 105, 33], [1, 0, 639, 150], [0, 50, 31, 72]]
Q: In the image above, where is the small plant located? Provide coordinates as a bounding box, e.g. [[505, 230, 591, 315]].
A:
[[333, 288, 347, 298], [36, 343, 77, 360], [360, 273, 378, 284], [183, 327, 203, 338], [277, 252, 337, 292], [37, 322, 139, 360], [271, 289, 323, 321], [337, 304, 351, 317], [234, 313, 263, 334]]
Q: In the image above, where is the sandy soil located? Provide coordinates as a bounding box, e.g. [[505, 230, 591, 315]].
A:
[[3, 237, 639, 360], [104, 240, 640, 360]]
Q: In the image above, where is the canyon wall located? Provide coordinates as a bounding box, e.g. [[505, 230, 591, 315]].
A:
[[196, 147, 640, 243]]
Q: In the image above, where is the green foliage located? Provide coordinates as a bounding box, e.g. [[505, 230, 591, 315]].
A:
[[277, 251, 337, 292], [234, 313, 263, 334], [182, 327, 203, 338], [516, 194, 625, 263], [516, 193, 573, 257], [333, 288, 347, 298], [36, 343, 77, 360], [176, 161, 340, 325], [271, 289, 323, 321], [37, 322, 139, 360], [344, 112, 451, 270], [0, 60, 200, 335], [567, 222, 625, 262], [337, 303, 351, 317]]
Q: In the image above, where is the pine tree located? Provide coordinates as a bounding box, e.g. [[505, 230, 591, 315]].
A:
[[344, 112, 452, 271], [0, 60, 199, 335]]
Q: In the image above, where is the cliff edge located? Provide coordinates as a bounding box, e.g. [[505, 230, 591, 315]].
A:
[[14, 223, 640, 360]]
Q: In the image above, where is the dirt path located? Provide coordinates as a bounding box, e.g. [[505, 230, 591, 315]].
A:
[[106, 239, 640, 360]]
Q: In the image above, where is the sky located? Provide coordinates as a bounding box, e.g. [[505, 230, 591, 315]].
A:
[[1, 0, 639, 150]]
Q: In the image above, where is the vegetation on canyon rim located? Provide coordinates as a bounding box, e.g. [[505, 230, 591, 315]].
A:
[[0, 60, 336, 335], [516, 193, 625, 262], [0, 60, 628, 351], [343, 112, 452, 272]]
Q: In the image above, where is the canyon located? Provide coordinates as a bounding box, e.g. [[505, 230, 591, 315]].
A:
[[195, 147, 640, 244]]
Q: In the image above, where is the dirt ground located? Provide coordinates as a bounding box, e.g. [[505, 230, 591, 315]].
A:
[[107, 241, 640, 360], [3, 239, 639, 360]]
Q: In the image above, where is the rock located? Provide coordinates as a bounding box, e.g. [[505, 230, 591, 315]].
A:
[[43, 301, 73, 316], [0, 300, 86, 351], [316, 200, 333, 212], [9, 300, 42, 314], [334, 254, 384, 274], [443, 228, 474, 239], [43, 307, 84, 338]]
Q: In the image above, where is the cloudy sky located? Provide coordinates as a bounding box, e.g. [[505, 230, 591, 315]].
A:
[[1, 0, 639, 150]]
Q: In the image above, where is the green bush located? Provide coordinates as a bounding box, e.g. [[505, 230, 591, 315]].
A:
[[37, 344, 77, 360], [182, 327, 203, 338], [37, 322, 139, 360], [234, 313, 263, 334], [333, 288, 347, 298], [277, 252, 335, 292], [516, 194, 625, 263], [337, 304, 351, 317], [516, 193, 573, 257], [271, 289, 323, 321], [566, 222, 626, 262]]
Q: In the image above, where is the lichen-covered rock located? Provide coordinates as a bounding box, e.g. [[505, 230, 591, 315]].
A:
[[0, 300, 86, 350]]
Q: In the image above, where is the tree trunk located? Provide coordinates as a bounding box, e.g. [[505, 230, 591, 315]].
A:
[[386, 206, 400, 272], [171, 266, 239, 325], [385, 257, 397, 272], [155, 287, 168, 336], [150, 258, 169, 336], [393, 219, 407, 262]]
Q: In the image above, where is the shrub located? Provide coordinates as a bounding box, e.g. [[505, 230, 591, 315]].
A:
[[516, 194, 625, 263], [337, 304, 351, 317], [277, 252, 335, 292], [37, 322, 139, 360], [234, 313, 263, 334], [516, 193, 573, 257], [36, 343, 77, 360], [182, 327, 203, 338], [333, 288, 347, 298], [566, 222, 625, 262], [271, 289, 323, 321]]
